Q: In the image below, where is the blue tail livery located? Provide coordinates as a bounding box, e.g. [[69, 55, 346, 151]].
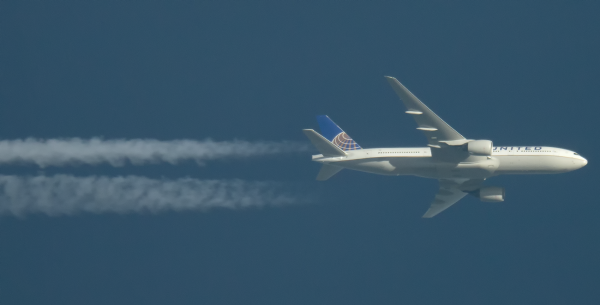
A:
[[316, 115, 361, 151]]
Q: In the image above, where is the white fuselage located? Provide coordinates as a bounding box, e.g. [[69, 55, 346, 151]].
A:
[[312, 146, 587, 180]]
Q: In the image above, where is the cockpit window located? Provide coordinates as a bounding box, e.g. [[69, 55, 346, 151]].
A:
[[574, 153, 579, 155]]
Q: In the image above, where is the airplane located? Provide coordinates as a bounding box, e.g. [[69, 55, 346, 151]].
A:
[[303, 76, 588, 218]]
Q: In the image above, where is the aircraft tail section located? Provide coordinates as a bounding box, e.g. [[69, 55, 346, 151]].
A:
[[302, 129, 347, 157], [316, 164, 343, 181], [316, 115, 361, 151], [304, 115, 360, 181]]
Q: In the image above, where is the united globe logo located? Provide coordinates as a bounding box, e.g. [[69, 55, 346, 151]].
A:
[[332, 132, 361, 151]]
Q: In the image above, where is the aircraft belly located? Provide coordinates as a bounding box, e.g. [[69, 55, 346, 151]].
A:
[[334, 156, 501, 179], [331, 154, 577, 178], [431, 157, 499, 179], [335, 157, 434, 176], [495, 156, 572, 174], [390, 157, 436, 176], [336, 159, 397, 175]]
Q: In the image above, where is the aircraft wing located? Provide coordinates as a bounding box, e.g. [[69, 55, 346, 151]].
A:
[[385, 76, 467, 147], [423, 179, 483, 218]]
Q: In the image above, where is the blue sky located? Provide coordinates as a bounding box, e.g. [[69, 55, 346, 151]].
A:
[[1, 1, 599, 304]]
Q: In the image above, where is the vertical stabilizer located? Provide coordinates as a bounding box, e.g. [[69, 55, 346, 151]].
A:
[[316, 115, 361, 151]]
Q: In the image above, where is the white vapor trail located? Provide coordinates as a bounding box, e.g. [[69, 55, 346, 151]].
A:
[[0, 175, 310, 216], [0, 138, 309, 167]]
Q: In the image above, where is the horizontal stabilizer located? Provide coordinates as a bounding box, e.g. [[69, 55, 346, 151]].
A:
[[302, 129, 347, 157], [316, 164, 343, 181]]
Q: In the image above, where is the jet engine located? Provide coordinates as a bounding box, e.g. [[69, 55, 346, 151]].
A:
[[466, 140, 493, 156], [478, 186, 505, 202]]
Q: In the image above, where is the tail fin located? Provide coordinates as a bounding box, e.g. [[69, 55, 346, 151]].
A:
[[316, 115, 361, 151]]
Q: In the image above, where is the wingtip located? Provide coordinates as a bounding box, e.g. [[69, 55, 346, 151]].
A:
[[384, 76, 400, 85], [422, 209, 437, 218]]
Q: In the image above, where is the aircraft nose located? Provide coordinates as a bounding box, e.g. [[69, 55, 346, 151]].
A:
[[570, 156, 587, 171], [575, 157, 587, 169]]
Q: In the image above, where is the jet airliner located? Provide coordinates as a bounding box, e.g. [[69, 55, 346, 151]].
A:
[[303, 76, 587, 217]]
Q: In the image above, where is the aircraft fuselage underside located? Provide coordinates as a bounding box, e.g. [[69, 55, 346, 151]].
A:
[[314, 147, 586, 180]]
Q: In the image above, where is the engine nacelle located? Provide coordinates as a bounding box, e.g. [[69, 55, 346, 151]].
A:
[[467, 140, 493, 156], [478, 186, 505, 202]]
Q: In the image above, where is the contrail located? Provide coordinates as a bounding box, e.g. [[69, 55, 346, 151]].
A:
[[0, 138, 310, 167], [0, 175, 311, 216]]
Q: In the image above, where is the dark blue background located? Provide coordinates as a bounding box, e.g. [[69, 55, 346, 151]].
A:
[[1, 1, 598, 304]]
